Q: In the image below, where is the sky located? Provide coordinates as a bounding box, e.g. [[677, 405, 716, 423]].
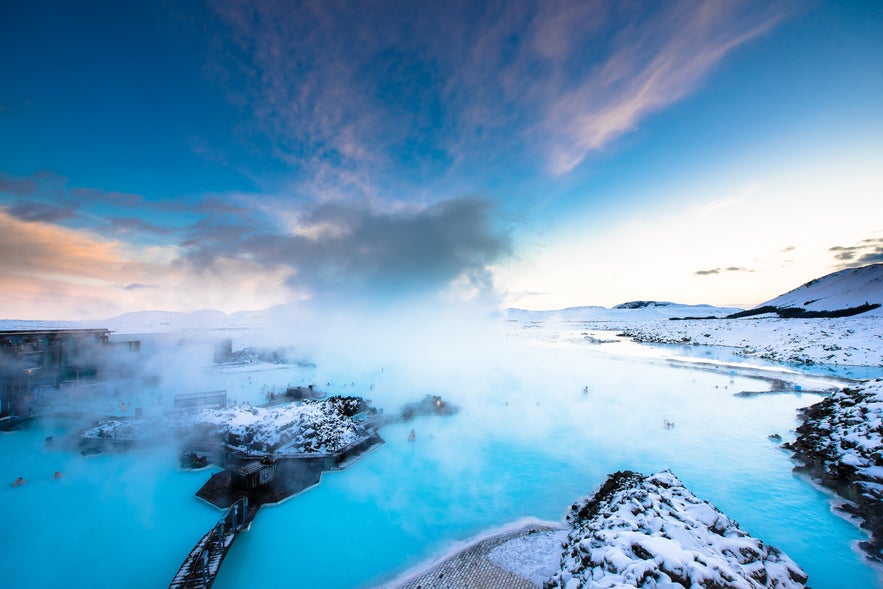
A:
[[1, 0, 881, 319]]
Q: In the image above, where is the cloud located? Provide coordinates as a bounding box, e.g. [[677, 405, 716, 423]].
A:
[[695, 266, 751, 276], [69, 187, 147, 209], [0, 210, 129, 282], [208, 0, 793, 198], [0, 209, 296, 319], [180, 196, 511, 301], [540, 2, 790, 174], [104, 217, 175, 236], [0, 170, 65, 197], [7, 201, 78, 223], [830, 238, 883, 267]]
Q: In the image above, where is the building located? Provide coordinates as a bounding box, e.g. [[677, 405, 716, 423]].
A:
[[0, 329, 110, 417]]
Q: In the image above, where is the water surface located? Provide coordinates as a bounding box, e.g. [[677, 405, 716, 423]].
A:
[[1, 332, 879, 588]]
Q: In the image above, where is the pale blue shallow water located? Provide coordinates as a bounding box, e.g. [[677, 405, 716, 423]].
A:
[[1, 336, 880, 588]]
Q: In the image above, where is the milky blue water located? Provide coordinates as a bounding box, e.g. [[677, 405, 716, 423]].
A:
[[1, 334, 880, 588]]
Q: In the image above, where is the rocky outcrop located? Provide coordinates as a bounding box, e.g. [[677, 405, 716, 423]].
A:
[[784, 379, 883, 561], [546, 470, 808, 589]]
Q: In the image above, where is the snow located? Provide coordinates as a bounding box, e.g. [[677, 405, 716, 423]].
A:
[[488, 529, 568, 586], [547, 470, 808, 589]]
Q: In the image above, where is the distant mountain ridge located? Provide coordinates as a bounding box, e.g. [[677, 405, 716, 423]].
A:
[[508, 264, 883, 322]]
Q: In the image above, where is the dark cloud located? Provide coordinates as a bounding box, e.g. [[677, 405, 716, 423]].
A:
[[180, 196, 511, 299], [859, 251, 883, 264], [104, 217, 174, 236], [695, 267, 751, 276], [830, 239, 883, 267], [0, 170, 65, 197], [7, 201, 78, 223], [123, 283, 158, 291]]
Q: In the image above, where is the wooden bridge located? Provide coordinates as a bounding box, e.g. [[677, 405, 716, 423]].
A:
[[168, 497, 258, 589]]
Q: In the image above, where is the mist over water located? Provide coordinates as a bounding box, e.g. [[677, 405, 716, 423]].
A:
[[1, 311, 879, 588]]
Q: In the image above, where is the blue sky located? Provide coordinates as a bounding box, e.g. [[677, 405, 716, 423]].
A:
[[1, 0, 881, 319]]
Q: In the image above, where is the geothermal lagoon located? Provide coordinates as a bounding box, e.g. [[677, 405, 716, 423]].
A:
[[2, 323, 880, 588]]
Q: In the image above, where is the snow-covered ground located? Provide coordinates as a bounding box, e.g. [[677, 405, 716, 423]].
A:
[[546, 470, 808, 589], [607, 315, 883, 366]]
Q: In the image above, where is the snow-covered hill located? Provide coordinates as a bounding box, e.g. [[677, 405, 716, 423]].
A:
[[758, 263, 883, 316], [507, 302, 742, 322], [98, 309, 230, 333]]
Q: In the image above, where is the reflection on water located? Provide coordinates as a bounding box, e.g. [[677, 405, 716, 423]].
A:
[[1, 333, 880, 589]]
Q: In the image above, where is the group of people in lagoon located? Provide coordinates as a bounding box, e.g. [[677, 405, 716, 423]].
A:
[[11, 471, 63, 487]]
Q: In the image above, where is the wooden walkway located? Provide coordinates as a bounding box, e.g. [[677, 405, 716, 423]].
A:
[[169, 498, 258, 589]]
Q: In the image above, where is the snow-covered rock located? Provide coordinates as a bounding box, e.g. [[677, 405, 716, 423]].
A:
[[784, 379, 883, 561], [82, 397, 370, 455], [546, 470, 808, 589]]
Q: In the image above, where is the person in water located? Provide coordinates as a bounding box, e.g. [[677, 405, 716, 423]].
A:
[[11, 476, 25, 487], [408, 429, 416, 442], [52, 471, 63, 479]]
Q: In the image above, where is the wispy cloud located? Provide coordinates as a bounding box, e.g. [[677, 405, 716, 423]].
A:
[[208, 0, 793, 196], [539, 2, 790, 174], [695, 266, 752, 276], [123, 283, 158, 291]]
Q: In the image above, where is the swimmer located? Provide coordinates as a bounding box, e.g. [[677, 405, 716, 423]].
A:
[[52, 471, 63, 479], [11, 476, 25, 487], [408, 429, 416, 442]]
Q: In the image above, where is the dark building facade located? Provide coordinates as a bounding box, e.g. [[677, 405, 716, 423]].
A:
[[0, 329, 110, 417]]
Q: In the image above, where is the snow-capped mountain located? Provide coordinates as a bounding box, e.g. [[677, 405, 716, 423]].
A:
[[758, 263, 883, 315]]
